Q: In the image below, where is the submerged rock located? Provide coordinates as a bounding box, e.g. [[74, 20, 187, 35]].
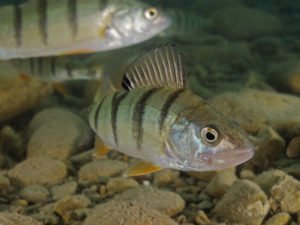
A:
[[0, 212, 42, 225], [83, 200, 179, 225], [286, 136, 300, 158], [0, 77, 53, 123], [243, 127, 285, 172], [8, 156, 67, 187], [27, 108, 93, 160], [19, 184, 50, 203], [78, 159, 127, 182], [212, 180, 269, 225], [51, 181, 78, 200], [210, 6, 282, 39], [255, 170, 300, 213], [114, 186, 185, 216], [264, 212, 291, 225], [106, 177, 139, 194], [209, 89, 300, 138]]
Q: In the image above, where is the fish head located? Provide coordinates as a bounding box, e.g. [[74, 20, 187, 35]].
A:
[[166, 104, 254, 171], [109, 4, 171, 44]]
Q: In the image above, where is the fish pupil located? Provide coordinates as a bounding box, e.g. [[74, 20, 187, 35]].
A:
[[206, 131, 216, 141]]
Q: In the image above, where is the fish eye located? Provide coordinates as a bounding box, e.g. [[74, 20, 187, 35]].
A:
[[144, 7, 158, 20], [201, 126, 219, 144]]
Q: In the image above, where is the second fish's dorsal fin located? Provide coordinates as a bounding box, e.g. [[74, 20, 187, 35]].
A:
[[122, 44, 186, 90]]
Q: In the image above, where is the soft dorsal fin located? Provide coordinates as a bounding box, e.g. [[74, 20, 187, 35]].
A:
[[122, 44, 186, 90]]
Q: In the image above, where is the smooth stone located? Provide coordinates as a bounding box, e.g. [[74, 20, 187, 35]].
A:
[[210, 6, 282, 39], [287, 137, 300, 158], [114, 186, 185, 216], [8, 156, 67, 187], [54, 195, 91, 223], [83, 200, 179, 225], [51, 181, 78, 200], [209, 89, 300, 138], [0, 212, 42, 225], [106, 177, 139, 194], [27, 108, 93, 160], [205, 167, 237, 197], [19, 184, 50, 203], [0, 77, 52, 123], [78, 159, 127, 182], [212, 180, 269, 225], [0, 174, 10, 191], [153, 169, 179, 187], [264, 212, 291, 225]]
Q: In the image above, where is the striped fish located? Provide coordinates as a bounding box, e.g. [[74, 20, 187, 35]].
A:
[[11, 55, 103, 81], [0, 0, 171, 60], [89, 45, 254, 176]]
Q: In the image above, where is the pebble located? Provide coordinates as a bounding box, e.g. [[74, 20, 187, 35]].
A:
[[264, 212, 291, 225], [0, 174, 10, 191], [0, 77, 53, 123], [210, 6, 282, 39], [27, 108, 93, 160], [267, 59, 300, 95], [0, 212, 42, 225], [153, 169, 179, 187], [54, 195, 91, 223], [205, 167, 237, 197], [83, 200, 179, 225], [255, 170, 300, 213], [209, 89, 300, 138], [212, 180, 269, 225], [282, 164, 300, 179], [194, 210, 211, 225], [186, 171, 216, 181], [286, 136, 300, 158], [8, 156, 67, 187], [106, 177, 139, 194], [78, 159, 127, 182], [114, 186, 185, 216], [243, 127, 285, 172], [51, 181, 78, 200], [19, 184, 50, 203]]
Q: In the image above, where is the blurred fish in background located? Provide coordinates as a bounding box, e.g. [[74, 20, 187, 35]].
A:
[[0, 0, 171, 59]]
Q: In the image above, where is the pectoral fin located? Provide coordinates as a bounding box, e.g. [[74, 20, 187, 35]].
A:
[[93, 137, 111, 159], [124, 160, 162, 177], [53, 82, 69, 98]]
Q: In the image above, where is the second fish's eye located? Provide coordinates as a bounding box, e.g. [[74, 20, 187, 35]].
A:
[[144, 7, 158, 20], [201, 127, 219, 144]]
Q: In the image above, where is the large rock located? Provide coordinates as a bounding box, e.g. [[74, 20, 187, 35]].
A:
[[114, 186, 185, 216], [255, 170, 300, 213], [212, 180, 269, 225], [8, 156, 67, 187], [0, 77, 53, 123], [210, 6, 282, 39], [0, 212, 42, 225], [83, 200, 179, 225], [27, 108, 93, 160], [209, 89, 300, 138]]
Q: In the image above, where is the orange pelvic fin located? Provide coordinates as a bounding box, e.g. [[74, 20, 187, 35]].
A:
[[19, 73, 31, 82], [59, 49, 93, 56], [53, 82, 69, 98], [124, 160, 162, 177], [93, 137, 111, 159]]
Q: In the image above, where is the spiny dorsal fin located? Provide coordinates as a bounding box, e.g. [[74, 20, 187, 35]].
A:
[[122, 44, 186, 90]]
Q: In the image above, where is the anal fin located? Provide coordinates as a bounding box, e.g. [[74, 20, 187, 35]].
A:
[[124, 160, 162, 177]]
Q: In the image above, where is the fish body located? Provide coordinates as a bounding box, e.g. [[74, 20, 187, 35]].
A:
[[12, 56, 103, 81], [0, 0, 170, 60], [89, 45, 254, 172]]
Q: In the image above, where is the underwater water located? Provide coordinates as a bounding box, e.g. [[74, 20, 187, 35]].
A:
[[0, 0, 299, 225]]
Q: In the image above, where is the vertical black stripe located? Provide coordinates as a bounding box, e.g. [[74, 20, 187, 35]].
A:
[[94, 95, 108, 131], [111, 91, 129, 146], [50, 57, 56, 76], [29, 58, 34, 74], [132, 88, 160, 150], [159, 89, 185, 132], [37, 58, 43, 75], [38, 0, 48, 45], [68, 0, 78, 38], [14, 4, 22, 47], [65, 64, 73, 77]]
